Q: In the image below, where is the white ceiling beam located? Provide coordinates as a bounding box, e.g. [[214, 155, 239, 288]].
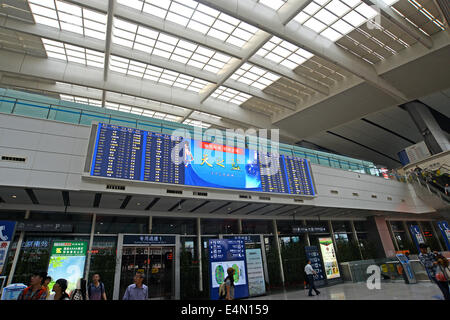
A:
[[101, 0, 116, 108], [196, 0, 409, 103], [0, 48, 271, 128], [61, 0, 328, 95], [362, 0, 433, 49]]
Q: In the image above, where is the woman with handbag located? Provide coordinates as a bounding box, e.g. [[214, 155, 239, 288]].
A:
[[435, 254, 450, 300]]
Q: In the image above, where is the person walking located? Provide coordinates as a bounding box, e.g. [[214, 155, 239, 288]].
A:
[[88, 273, 107, 300], [445, 183, 449, 196], [122, 272, 148, 300], [304, 260, 321, 297], [418, 244, 448, 300], [48, 279, 70, 300], [17, 272, 49, 300], [70, 278, 88, 300]]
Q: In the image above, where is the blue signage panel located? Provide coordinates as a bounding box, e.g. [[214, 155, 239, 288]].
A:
[[437, 221, 450, 250], [209, 239, 249, 300], [396, 254, 416, 284], [123, 235, 176, 245], [409, 225, 425, 252], [305, 246, 326, 285], [90, 123, 315, 196], [0, 221, 17, 275]]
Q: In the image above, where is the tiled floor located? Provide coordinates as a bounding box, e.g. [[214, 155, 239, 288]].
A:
[[249, 281, 446, 300]]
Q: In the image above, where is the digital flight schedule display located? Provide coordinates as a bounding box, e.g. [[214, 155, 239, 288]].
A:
[[90, 123, 315, 196]]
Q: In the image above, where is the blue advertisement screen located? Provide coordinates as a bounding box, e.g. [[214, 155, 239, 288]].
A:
[[90, 123, 315, 196]]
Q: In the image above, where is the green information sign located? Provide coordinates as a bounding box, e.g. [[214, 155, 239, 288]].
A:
[[47, 241, 88, 294]]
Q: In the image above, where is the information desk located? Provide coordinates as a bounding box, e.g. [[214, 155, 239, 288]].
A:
[[89, 123, 316, 196]]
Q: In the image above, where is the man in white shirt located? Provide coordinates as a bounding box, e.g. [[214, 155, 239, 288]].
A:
[[304, 260, 320, 297]]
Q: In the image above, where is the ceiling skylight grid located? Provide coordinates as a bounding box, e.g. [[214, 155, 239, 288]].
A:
[[59, 94, 102, 107], [105, 101, 183, 122], [112, 18, 232, 74], [42, 38, 105, 68], [116, 0, 260, 48], [28, 0, 107, 40], [183, 119, 212, 128], [256, 36, 315, 70], [191, 111, 222, 121], [230, 63, 281, 90], [109, 55, 211, 93], [210, 86, 253, 105], [257, 0, 288, 11], [293, 0, 378, 42]]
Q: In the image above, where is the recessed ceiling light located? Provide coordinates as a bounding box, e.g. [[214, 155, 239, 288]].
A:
[[11, 195, 17, 198]]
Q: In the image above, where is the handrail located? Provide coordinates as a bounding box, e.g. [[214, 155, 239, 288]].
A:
[[0, 89, 393, 178]]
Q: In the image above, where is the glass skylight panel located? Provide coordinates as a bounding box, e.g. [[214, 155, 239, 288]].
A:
[[104, 101, 183, 122], [42, 38, 104, 68], [256, 37, 314, 70], [183, 119, 212, 129], [60, 94, 102, 107], [28, 0, 107, 40], [210, 86, 252, 105], [109, 55, 211, 93], [230, 63, 280, 90], [293, 0, 379, 42], [112, 19, 232, 74], [116, 0, 260, 48], [258, 0, 287, 11], [192, 111, 222, 121], [406, 0, 445, 31]]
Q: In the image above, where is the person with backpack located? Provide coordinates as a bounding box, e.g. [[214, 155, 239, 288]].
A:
[[88, 273, 107, 300], [48, 279, 70, 300], [70, 278, 88, 300], [219, 267, 235, 300], [17, 271, 49, 300]]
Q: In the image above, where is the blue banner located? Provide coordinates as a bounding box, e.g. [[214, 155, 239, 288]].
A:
[[305, 246, 326, 285], [437, 221, 450, 250], [409, 225, 425, 252], [209, 239, 249, 300], [0, 221, 16, 275]]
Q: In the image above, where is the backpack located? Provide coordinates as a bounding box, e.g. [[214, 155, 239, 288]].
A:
[[88, 282, 104, 299], [20, 286, 46, 300], [218, 277, 230, 300]]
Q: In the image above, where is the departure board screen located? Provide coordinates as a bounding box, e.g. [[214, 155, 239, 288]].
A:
[[90, 123, 315, 196]]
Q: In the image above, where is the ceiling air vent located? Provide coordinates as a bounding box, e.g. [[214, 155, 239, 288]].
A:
[[352, 193, 359, 196], [330, 190, 338, 194], [106, 185, 125, 190], [259, 196, 271, 201], [167, 189, 183, 195], [371, 195, 377, 199], [1, 156, 26, 162], [193, 191, 208, 197], [387, 197, 393, 201], [294, 199, 304, 203], [239, 195, 251, 199]]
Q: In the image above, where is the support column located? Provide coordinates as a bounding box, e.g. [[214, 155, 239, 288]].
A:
[[272, 219, 285, 286], [376, 217, 397, 257], [402, 221, 414, 245], [7, 210, 30, 285], [148, 216, 153, 234], [197, 217, 203, 292], [328, 220, 338, 254], [84, 213, 96, 281], [404, 101, 450, 154], [303, 220, 310, 246], [387, 220, 399, 251], [237, 219, 242, 234], [350, 220, 364, 260], [429, 221, 445, 251]]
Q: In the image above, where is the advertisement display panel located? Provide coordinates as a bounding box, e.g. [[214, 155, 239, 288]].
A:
[[0, 221, 16, 275], [245, 248, 266, 297], [305, 246, 326, 284], [209, 239, 248, 300], [47, 241, 88, 293], [318, 238, 340, 280]]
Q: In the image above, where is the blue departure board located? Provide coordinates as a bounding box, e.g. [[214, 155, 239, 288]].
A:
[[90, 123, 315, 196]]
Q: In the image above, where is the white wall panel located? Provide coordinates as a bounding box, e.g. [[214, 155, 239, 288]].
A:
[[0, 113, 435, 214]]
